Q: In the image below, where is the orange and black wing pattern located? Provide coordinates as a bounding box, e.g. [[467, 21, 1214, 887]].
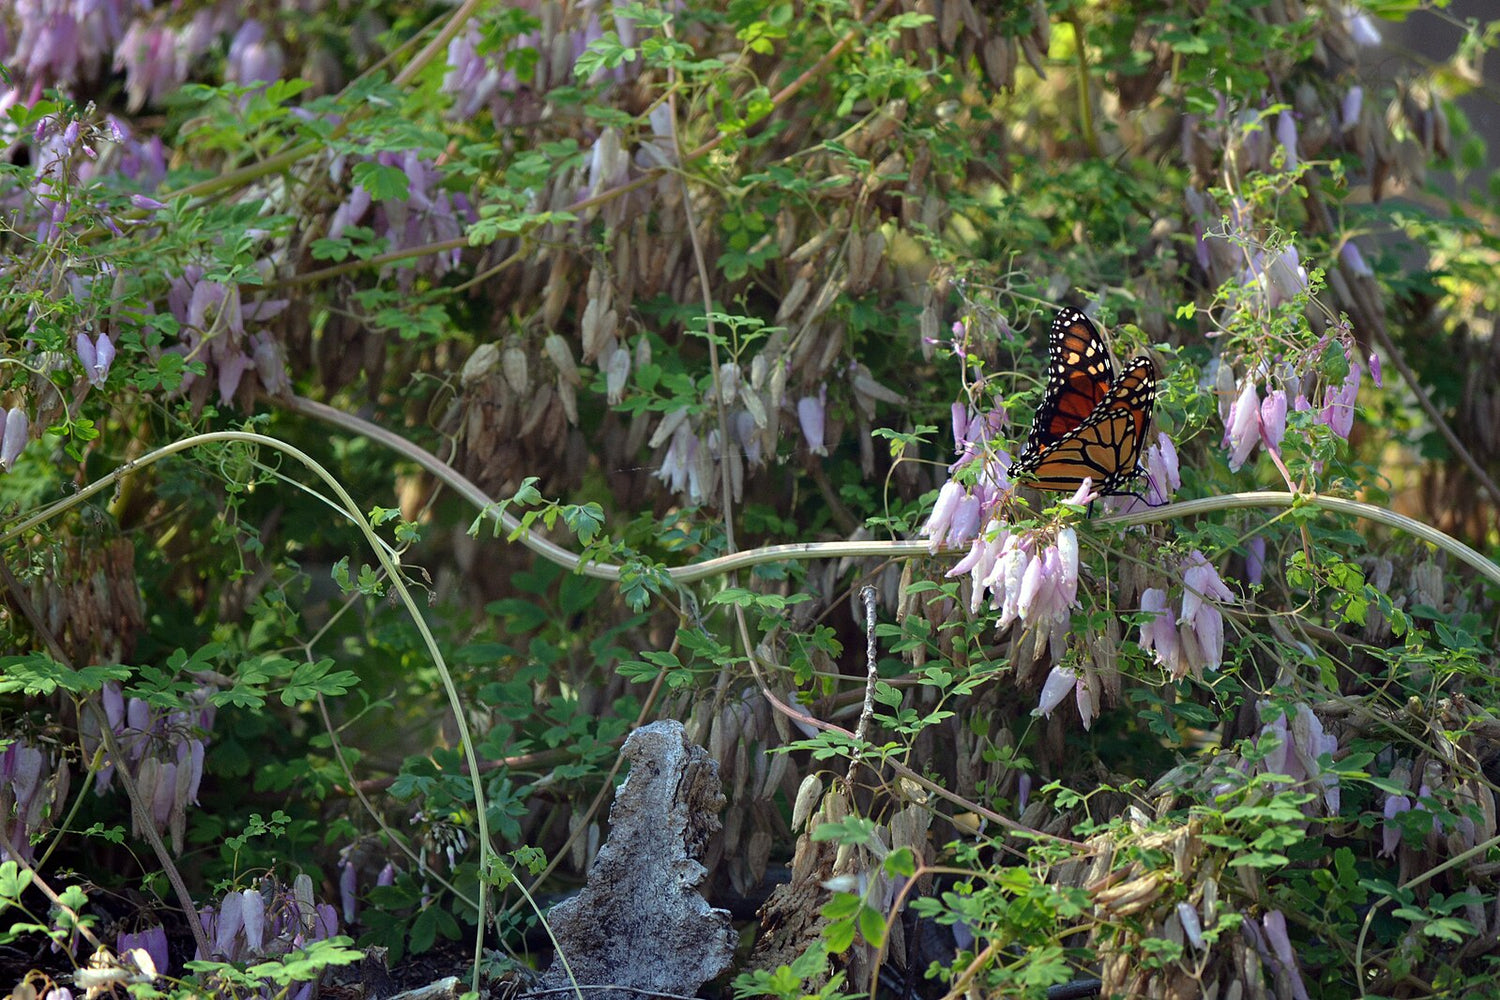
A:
[[1020, 307, 1116, 459], [1013, 318, 1157, 497]]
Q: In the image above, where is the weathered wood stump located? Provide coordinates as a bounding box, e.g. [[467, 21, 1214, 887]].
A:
[[526, 719, 735, 1000]]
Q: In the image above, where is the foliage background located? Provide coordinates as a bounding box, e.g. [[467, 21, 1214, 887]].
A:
[[3, 0, 1500, 998]]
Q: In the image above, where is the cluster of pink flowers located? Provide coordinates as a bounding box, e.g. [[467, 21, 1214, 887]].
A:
[[442, 2, 641, 127], [1037, 660, 1093, 729], [1243, 244, 1309, 310], [921, 348, 1017, 557], [1138, 550, 1236, 679], [162, 266, 291, 406], [116, 924, 169, 976], [1247, 909, 1312, 1000], [338, 850, 397, 925], [82, 680, 216, 852], [1256, 703, 1340, 816], [1378, 759, 1477, 858], [924, 434, 1088, 677], [0, 739, 67, 862], [0, 0, 143, 101], [196, 875, 339, 999], [326, 150, 474, 289], [1220, 341, 1378, 473]]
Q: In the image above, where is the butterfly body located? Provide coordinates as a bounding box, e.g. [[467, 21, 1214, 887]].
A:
[[1011, 308, 1158, 497]]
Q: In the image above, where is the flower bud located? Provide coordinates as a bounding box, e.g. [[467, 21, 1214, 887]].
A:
[[1037, 666, 1076, 718], [0, 408, 29, 470]]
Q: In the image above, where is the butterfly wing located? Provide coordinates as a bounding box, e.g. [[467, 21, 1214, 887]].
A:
[[1013, 356, 1157, 495], [1018, 308, 1116, 461]]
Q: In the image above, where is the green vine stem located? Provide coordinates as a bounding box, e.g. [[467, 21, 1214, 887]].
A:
[[276, 395, 1500, 589]]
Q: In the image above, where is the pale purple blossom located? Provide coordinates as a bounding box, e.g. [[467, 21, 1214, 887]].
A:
[[326, 151, 471, 286], [1181, 550, 1234, 672], [196, 877, 339, 972], [1251, 703, 1342, 820], [1290, 704, 1340, 813], [606, 346, 631, 404], [1381, 793, 1412, 856], [655, 422, 698, 499], [1243, 246, 1309, 310], [250, 333, 290, 396], [1344, 6, 1381, 47], [1177, 902, 1204, 949], [1140, 553, 1235, 679], [226, 22, 284, 87], [1037, 666, 1076, 718], [212, 890, 244, 957], [1340, 240, 1373, 277], [1064, 480, 1095, 509], [1234, 109, 1271, 172], [1342, 86, 1364, 130], [114, 16, 214, 112], [1075, 673, 1096, 730], [339, 854, 359, 925], [0, 741, 50, 862], [1224, 380, 1261, 471], [949, 522, 1080, 658], [1246, 536, 1267, 586], [1260, 389, 1287, 454], [0, 407, 29, 470], [1261, 910, 1311, 1000], [1368, 351, 1382, 388], [1262, 710, 1293, 777], [1318, 354, 1362, 439], [1265, 246, 1309, 306], [1144, 433, 1180, 506], [1138, 588, 1180, 677], [945, 493, 982, 549], [76, 332, 115, 387], [1276, 111, 1300, 171], [1016, 773, 1031, 813], [240, 888, 265, 953], [117, 925, 169, 976], [923, 481, 965, 553], [796, 388, 827, 456]]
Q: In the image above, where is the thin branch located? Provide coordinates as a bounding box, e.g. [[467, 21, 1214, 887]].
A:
[[0, 826, 106, 953], [266, 397, 1500, 587], [845, 585, 880, 789]]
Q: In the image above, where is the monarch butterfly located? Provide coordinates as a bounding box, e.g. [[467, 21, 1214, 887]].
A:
[[1011, 308, 1158, 497]]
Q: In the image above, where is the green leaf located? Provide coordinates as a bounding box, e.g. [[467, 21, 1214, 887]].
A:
[[0, 860, 34, 901], [0, 656, 129, 696], [821, 918, 855, 953], [351, 161, 412, 201], [809, 815, 877, 846], [857, 904, 887, 947]]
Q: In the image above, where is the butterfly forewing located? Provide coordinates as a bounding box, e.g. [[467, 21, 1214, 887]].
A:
[[1020, 308, 1115, 458]]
